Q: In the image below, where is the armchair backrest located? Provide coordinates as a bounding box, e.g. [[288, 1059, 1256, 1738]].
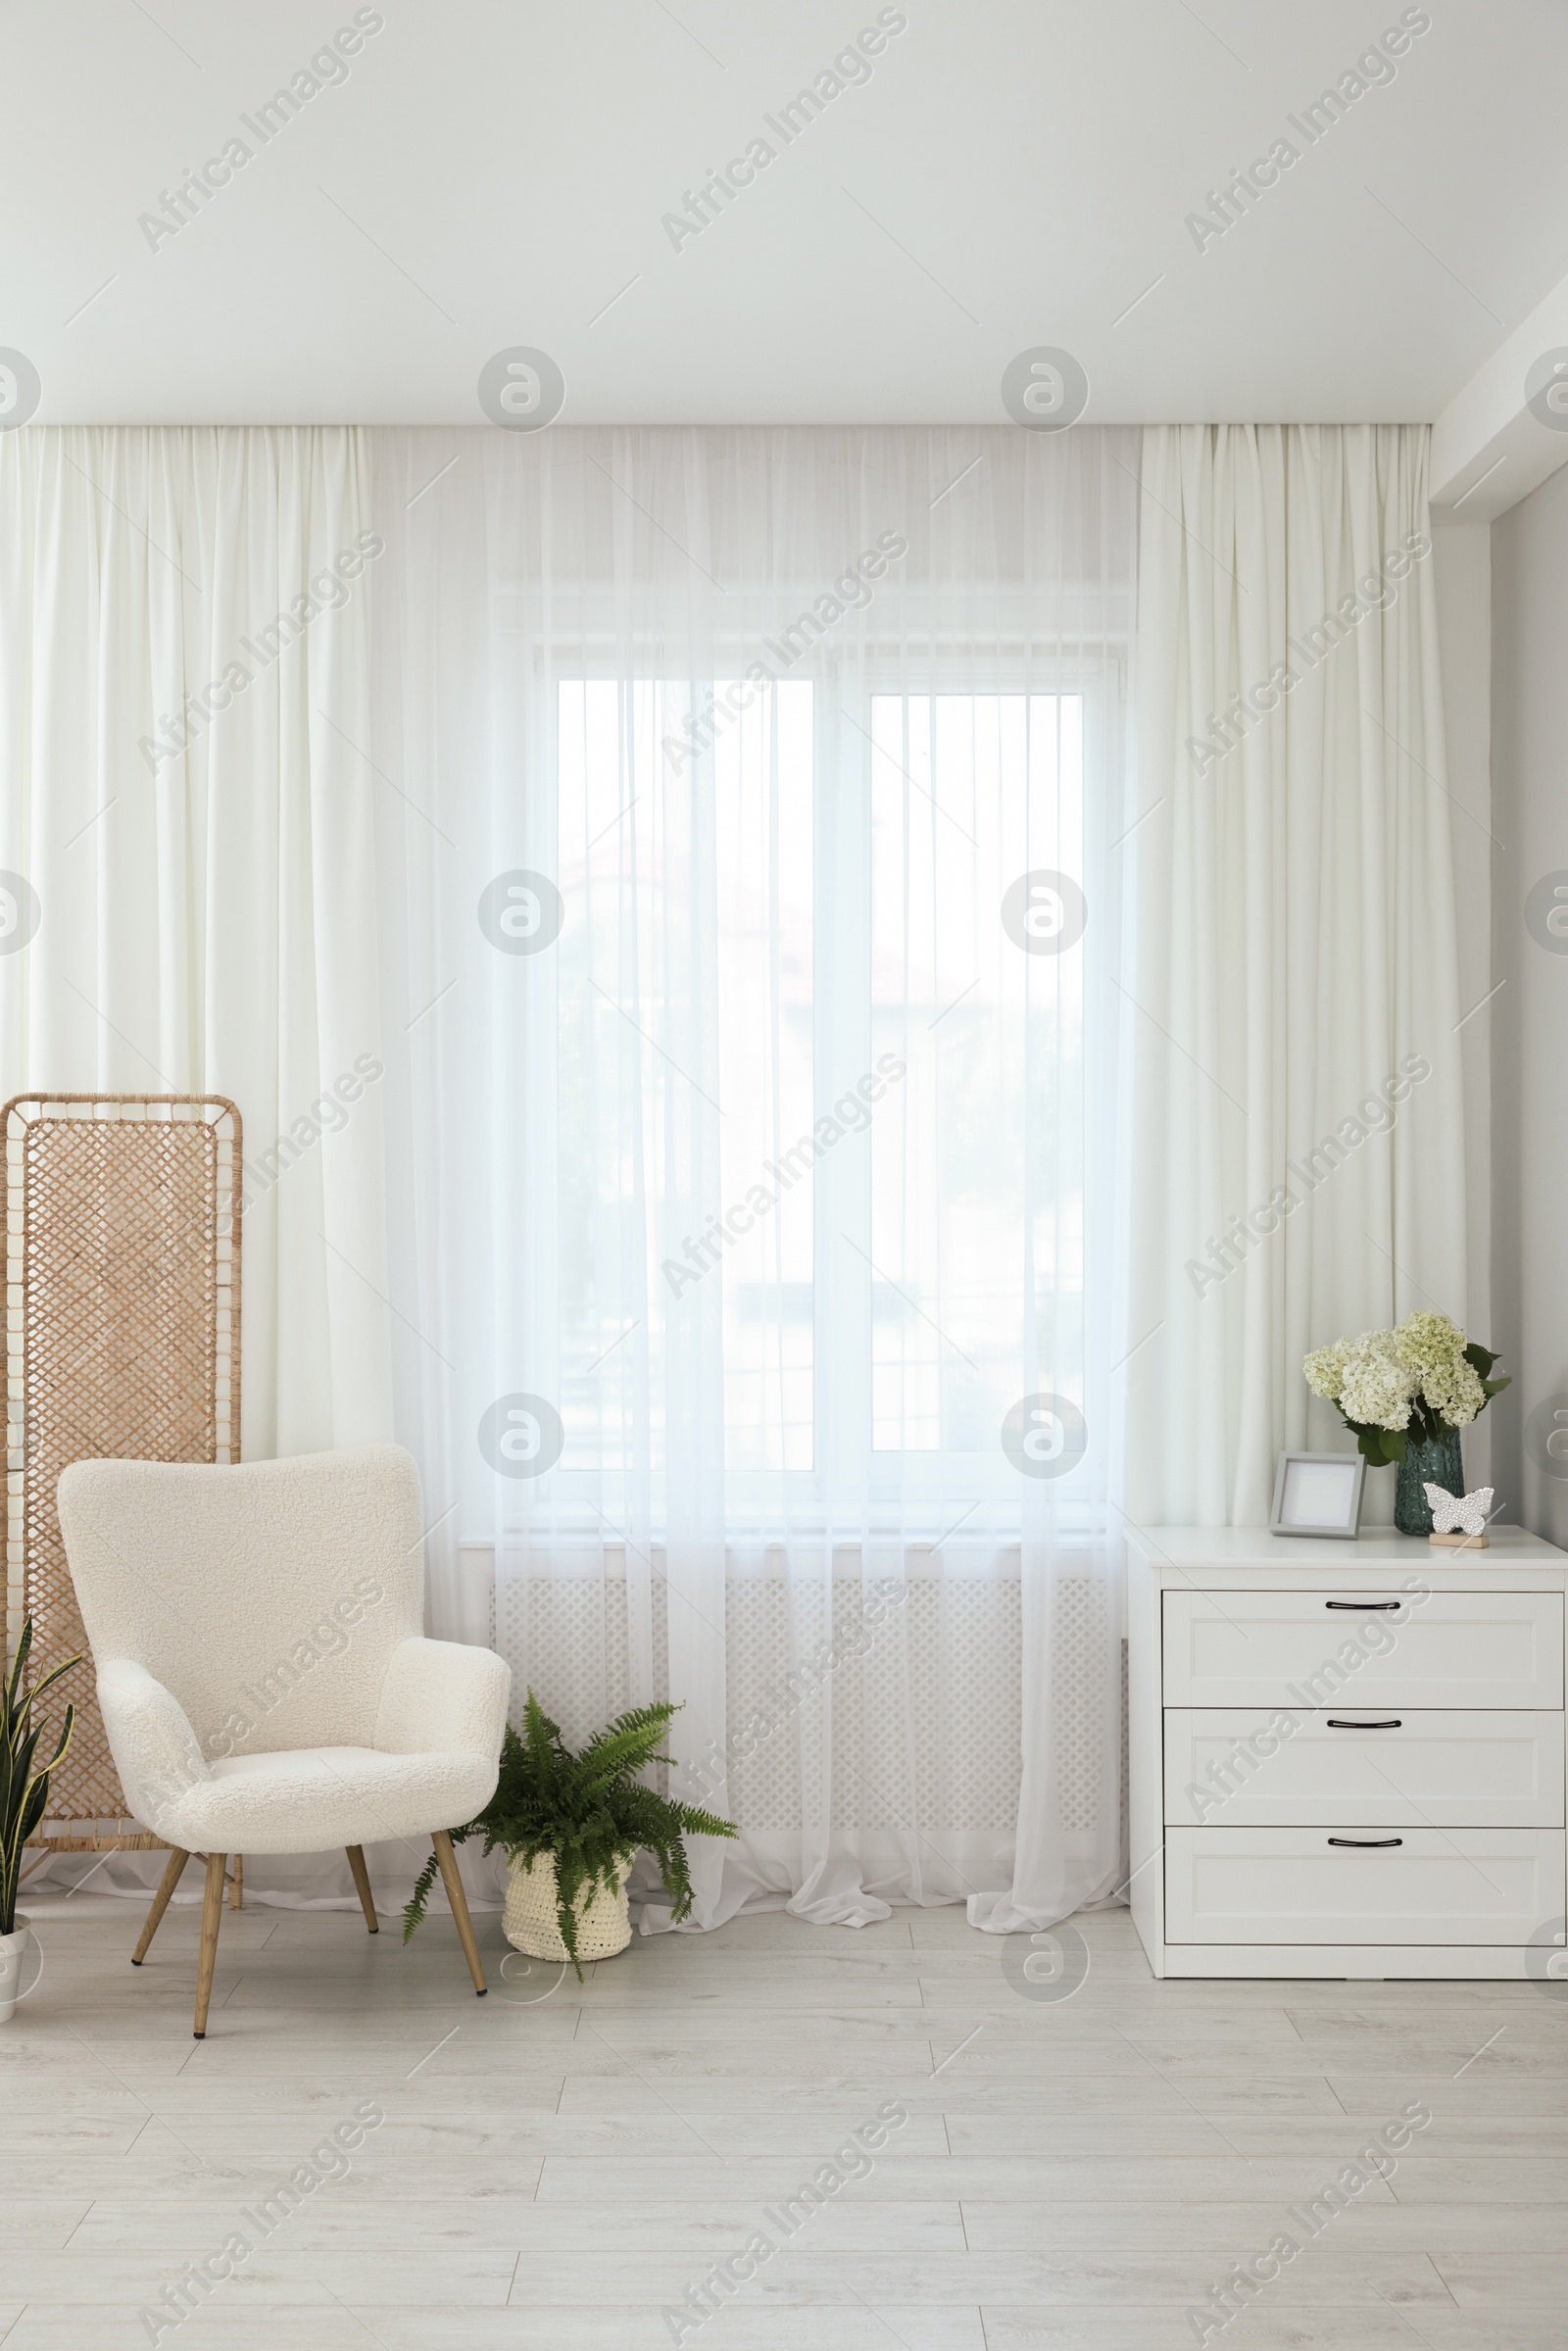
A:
[[57, 1445, 424, 1761]]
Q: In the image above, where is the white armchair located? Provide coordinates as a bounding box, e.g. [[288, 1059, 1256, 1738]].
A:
[[57, 1444, 510, 2034]]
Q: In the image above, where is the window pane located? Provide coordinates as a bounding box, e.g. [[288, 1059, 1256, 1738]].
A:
[[556, 679, 814, 1479], [713, 683, 814, 1471], [557, 677, 671, 1475], [868, 693, 1085, 1453]]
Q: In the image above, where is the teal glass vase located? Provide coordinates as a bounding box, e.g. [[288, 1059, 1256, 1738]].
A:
[[1395, 1427, 1464, 1537]]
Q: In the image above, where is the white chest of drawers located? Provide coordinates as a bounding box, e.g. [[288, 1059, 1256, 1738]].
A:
[[1128, 1527, 1568, 1978]]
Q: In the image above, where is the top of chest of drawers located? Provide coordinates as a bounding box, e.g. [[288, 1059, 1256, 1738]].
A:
[[1127, 1527, 1567, 1589]]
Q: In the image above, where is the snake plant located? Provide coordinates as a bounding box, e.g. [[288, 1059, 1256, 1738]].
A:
[[3, 1618, 80, 1935]]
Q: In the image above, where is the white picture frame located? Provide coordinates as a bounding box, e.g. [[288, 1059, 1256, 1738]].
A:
[[1269, 1451, 1366, 1540]]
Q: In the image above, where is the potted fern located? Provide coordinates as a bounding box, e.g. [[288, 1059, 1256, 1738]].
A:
[[3, 1619, 80, 2023], [403, 1692, 735, 1975]]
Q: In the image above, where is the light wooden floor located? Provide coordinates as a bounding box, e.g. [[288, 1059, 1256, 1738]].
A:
[[2, 1890, 1565, 2347]]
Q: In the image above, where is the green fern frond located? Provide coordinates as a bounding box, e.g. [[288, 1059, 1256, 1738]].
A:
[[401, 1690, 738, 1969], [401, 1850, 443, 1941]]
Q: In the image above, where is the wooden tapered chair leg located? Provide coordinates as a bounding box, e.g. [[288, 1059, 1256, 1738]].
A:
[[346, 1844, 378, 1934], [431, 1830, 486, 1995], [192, 1851, 227, 2038], [131, 1847, 190, 1966]]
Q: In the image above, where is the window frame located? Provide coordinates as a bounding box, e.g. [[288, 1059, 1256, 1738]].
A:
[[528, 635, 1123, 1538]]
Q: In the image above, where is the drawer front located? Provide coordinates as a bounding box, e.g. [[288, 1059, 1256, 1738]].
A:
[[1164, 1709, 1567, 1827], [1162, 1590, 1564, 1708], [1165, 1827, 1566, 1943]]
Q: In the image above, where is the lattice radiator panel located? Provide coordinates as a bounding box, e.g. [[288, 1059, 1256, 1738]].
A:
[[492, 1563, 1125, 1842]]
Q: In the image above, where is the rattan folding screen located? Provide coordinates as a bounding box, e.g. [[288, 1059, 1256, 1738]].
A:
[[3, 1094, 242, 1848]]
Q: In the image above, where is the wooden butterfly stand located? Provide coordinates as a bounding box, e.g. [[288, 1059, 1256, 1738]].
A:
[[1427, 1483, 1494, 1548]]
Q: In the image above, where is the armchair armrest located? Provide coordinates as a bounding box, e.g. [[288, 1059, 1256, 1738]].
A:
[[374, 1638, 511, 1764], [97, 1658, 211, 1842]]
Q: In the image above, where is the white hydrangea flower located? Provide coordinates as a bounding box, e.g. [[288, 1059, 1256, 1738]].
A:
[[1421, 1353, 1487, 1428], [1302, 1340, 1349, 1402], [1392, 1310, 1486, 1429], [1337, 1330, 1418, 1432], [1304, 1311, 1503, 1441], [1394, 1310, 1468, 1385]]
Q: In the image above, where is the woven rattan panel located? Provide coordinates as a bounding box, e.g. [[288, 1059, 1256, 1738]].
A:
[[4, 1096, 241, 1834]]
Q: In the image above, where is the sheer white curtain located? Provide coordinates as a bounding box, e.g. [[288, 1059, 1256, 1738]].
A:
[[370, 424, 1137, 1931], [1122, 424, 1468, 1527]]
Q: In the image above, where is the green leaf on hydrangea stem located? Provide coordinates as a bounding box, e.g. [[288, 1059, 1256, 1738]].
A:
[[1341, 1414, 1407, 1467]]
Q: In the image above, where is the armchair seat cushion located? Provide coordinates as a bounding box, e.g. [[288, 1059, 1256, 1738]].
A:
[[158, 1745, 500, 1856]]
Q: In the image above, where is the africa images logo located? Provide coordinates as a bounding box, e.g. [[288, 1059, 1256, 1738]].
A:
[[479, 1394, 565, 1479], [1001, 1393, 1088, 1479]]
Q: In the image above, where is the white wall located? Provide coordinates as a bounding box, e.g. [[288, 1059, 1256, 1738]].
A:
[[1489, 468, 1568, 1540]]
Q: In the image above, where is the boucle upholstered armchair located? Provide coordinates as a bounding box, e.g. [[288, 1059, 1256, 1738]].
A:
[[57, 1444, 510, 2035]]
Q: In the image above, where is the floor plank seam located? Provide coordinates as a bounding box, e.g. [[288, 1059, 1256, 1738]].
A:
[[1427, 2258, 1465, 2312], [56, 2201, 93, 2251]]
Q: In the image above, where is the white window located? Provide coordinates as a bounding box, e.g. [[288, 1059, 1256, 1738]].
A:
[[552, 671, 1092, 1517]]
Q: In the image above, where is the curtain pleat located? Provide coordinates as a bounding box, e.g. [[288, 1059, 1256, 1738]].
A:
[[1122, 423, 1467, 1527]]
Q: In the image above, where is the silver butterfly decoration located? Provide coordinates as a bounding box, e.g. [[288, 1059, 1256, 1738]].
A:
[[1425, 1484, 1494, 1536]]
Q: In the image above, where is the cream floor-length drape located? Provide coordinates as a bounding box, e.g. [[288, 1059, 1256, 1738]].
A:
[[0, 426, 391, 1461], [1, 425, 396, 1906], [1121, 424, 1469, 1528]]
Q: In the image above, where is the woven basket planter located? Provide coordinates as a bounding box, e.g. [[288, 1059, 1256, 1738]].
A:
[[502, 1851, 634, 1963]]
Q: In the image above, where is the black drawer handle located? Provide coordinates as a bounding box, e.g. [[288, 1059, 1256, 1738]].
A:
[[1326, 1600, 1400, 1611], [1326, 1719, 1402, 1730], [1328, 1836, 1403, 1848]]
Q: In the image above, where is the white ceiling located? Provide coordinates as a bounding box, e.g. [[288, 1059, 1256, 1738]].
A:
[[5, 0, 1566, 427]]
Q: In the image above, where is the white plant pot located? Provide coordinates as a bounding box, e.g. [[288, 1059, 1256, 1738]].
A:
[[0, 1915, 32, 2025], [502, 1852, 633, 1963]]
